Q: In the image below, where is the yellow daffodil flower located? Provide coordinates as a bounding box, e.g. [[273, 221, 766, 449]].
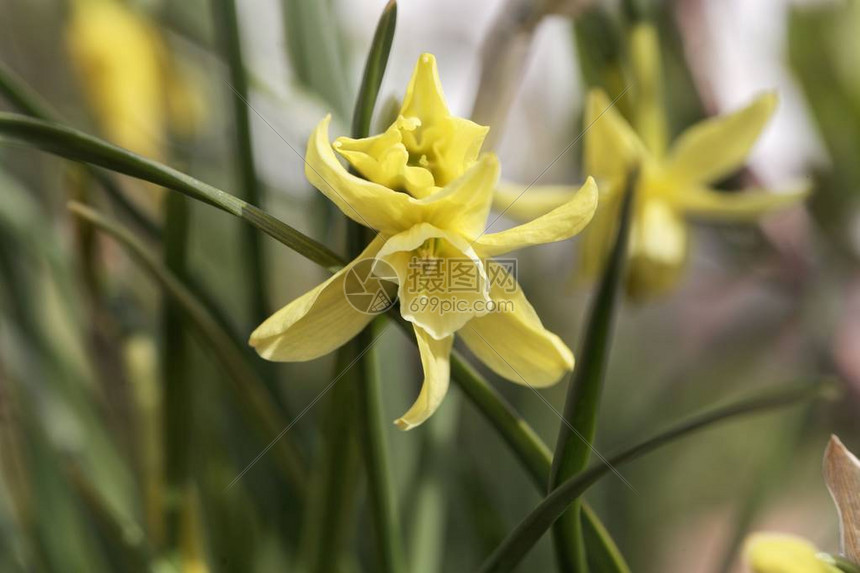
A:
[[745, 534, 840, 573], [66, 0, 204, 160], [495, 23, 809, 300], [250, 54, 598, 429]]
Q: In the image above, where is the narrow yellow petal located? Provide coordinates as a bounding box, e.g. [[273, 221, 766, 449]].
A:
[[400, 53, 450, 124], [422, 153, 499, 239], [823, 435, 860, 563], [626, 200, 688, 300], [249, 237, 385, 361], [459, 280, 573, 387], [305, 115, 421, 233], [744, 533, 839, 573], [665, 93, 777, 186], [676, 184, 810, 220], [584, 89, 643, 188], [378, 224, 491, 340], [492, 183, 576, 222], [395, 325, 453, 430], [475, 178, 598, 257]]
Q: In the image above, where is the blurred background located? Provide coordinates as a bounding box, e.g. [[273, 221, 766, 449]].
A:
[[0, 0, 858, 571]]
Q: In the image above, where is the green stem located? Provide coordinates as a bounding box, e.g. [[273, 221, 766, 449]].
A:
[[0, 62, 160, 238], [211, 0, 269, 325], [355, 321, 405, 573], [478, 382, 835, 573], [408, 392, 460, 573], [161, 192, 192, 558], [835, 556, 860, 573], [346, 4, 402, 572], [549, 172, 636, 572], [301, 344, 363, 573]]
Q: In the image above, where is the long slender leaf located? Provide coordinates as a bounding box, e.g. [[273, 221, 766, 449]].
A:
[[351, 0, 397, 140], [211, 0, 270, 325], [0, 62, 160, 238], [549, 172, 636, 573], [0, 113, 341, 270], [478, 382, 834, 573], [67, 202, 307, 494]]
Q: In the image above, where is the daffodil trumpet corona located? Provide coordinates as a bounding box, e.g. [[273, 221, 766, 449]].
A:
[[250, 54, 598, 429], [495, 23, 810, 300]]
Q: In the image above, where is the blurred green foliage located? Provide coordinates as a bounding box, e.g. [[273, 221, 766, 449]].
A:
[[0, 0, 858, 572]]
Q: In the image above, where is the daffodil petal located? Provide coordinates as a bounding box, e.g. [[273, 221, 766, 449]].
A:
[[677, 184, 810, 220], [378, 223, 491, 340], [744, 533, 840, 573], [665, 93, 777, 186], [249, 236, 385, 361], [584, 89, 643, 187], [491, 182, 575, 222], [475, 178, 598, 257], [459, 281, 573, 387], [422, 153, 499, 239], [576, 183, 622, 282], [401, 53, 450, 124], [630, 23, 668, 156], [398, 53, 489, 187], [305, 115, 420, 233], [395, 325, 453, 430], [430, 117, 490, 186], [626, 200, 688, 300]]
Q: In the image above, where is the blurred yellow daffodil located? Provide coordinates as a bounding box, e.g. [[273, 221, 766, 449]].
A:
[[66, 0, 204, 160], [495, 23, 809, 300], [250, 54, 598, 429], [745, 534, 840, 573]]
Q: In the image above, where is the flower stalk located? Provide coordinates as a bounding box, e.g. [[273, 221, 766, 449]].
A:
[[345, 4, 405, 572], [549, 169, 636, 573], [211, 0, 270, 325]]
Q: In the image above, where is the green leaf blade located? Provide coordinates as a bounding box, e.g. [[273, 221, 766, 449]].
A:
[[549, 170, 637, 572]]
